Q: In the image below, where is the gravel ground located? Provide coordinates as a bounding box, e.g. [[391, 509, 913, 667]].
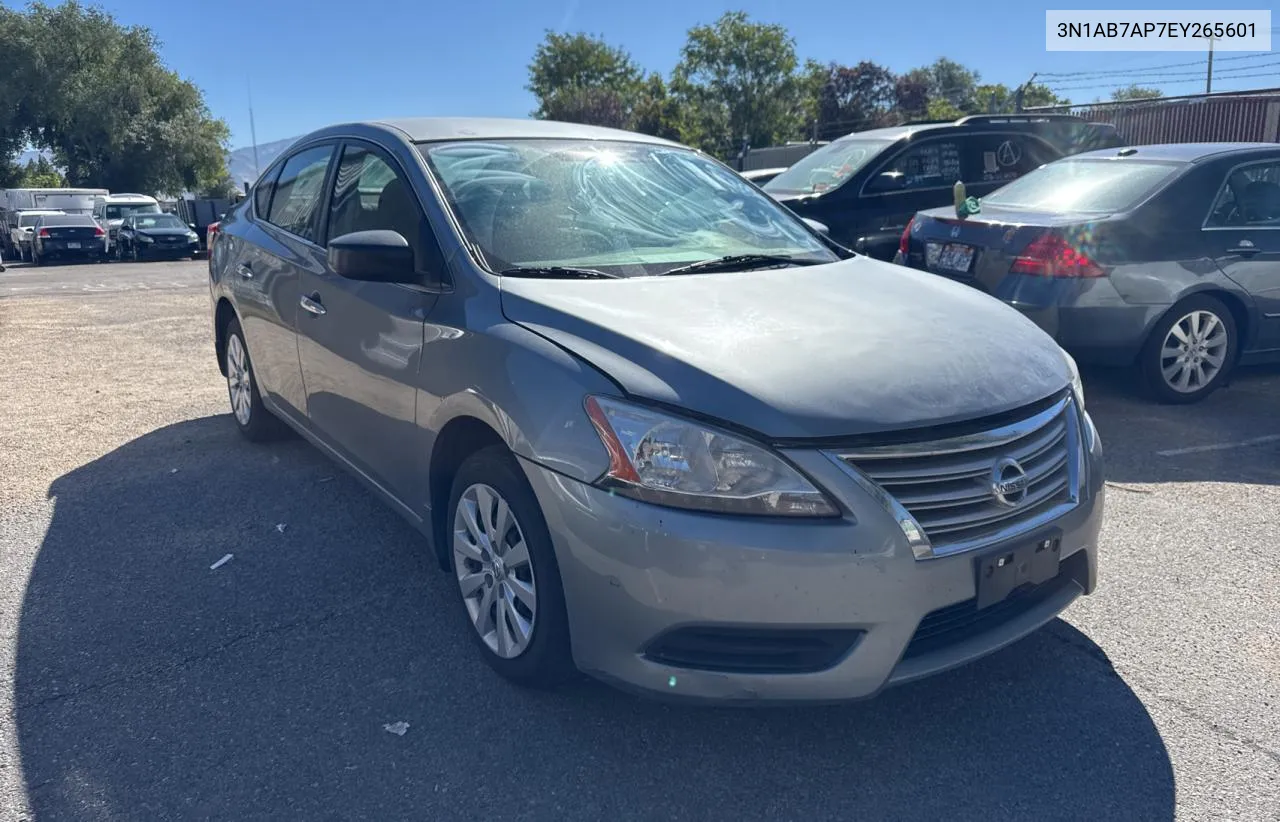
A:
[[1, 260, 1277, 821]]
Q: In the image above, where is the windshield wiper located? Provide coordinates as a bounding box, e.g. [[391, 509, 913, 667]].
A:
[[499, 266, 619, 280], [659, 254, 825, 277]]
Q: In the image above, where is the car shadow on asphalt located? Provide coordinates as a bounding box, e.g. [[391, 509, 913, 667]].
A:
[[15, 415, 1174, 821], [1080, 363, 1280, 486]]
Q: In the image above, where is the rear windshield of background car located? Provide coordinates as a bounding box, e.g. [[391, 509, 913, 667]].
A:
[[981, 159, 1182, 213], [764, 139, 893, 196], [40, 214, 95, 226], [18, 213, 57, 226], [105, 203, 160, 219]]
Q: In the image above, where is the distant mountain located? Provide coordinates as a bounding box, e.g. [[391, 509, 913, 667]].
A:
[[226, 136, 298, 190]]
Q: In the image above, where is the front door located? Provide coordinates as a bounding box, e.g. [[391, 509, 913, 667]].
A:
[[296, 140, 438, 505], [1204, 158, 1280, 353]]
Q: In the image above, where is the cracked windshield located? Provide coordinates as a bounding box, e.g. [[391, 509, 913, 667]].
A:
[[1, 1, 1277, 820]]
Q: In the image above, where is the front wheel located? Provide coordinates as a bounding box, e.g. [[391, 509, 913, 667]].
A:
[[1141, 295, 1238, 404], [448, 445, 576, 688]]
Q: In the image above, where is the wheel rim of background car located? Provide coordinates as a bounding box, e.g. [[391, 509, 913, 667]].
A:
[[453, 483, 537, 659], [1161, 309, 1228, 393], [226, 335, 253, 425]]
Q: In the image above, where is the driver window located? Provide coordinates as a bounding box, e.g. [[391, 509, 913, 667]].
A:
[[1207, 161, 1280, 227], [326, 144, 422, 264]]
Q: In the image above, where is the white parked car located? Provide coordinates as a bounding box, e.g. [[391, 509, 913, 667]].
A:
[[9, 210, 65, 262]]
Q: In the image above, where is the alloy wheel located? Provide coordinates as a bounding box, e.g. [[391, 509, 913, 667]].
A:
[[226, 334, 253, 425], [453, 483, 537, 659], [1160, 309, 1228, 393]]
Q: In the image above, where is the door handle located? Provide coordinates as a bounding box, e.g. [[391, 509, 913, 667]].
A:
[[236, 263, 254, 279], [1228, 244, 1261, 257], [299, 293, 327, 316]]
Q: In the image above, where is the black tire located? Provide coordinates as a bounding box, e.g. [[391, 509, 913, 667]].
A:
[[1141, 294, 1238, 404], [223, 317, 288, 441], [446, 445, 576, 688]]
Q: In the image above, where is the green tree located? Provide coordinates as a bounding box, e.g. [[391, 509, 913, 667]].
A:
[[630, 74, 683, 142], [18, 155, 66, 187], [541, 85, 630, 129], [671, 12, 805, 158], [0, 2, 231, 195], [926, 58, 980, 114], [1112, 85, 1161, 102], [527, 31, 643, 119]]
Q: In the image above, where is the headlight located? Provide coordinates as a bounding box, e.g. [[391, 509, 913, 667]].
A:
[[187, 232, 199, 240], [1062, 349, 1084, 411], [138, 235, 154, 243], [583, 396, 838, 517]]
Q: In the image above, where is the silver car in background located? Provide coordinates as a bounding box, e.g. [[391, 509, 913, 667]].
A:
[[209, 118, 1104, 703]]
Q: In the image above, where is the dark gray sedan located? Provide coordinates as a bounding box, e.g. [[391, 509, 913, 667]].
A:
[[897, 143, 1280, 403]]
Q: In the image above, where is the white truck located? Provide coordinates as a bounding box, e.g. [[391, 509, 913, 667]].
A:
[[91, 193, 161, 255], [0, 188, 108, 256]]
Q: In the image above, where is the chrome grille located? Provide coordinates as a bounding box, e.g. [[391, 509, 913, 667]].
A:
[[830, 395, 1081, 558]]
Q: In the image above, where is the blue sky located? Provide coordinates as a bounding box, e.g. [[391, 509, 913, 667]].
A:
[[12, 0, 1278, 148]]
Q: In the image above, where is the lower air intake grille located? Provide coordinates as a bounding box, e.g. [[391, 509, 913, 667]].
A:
[[644, 627, 863, 674]]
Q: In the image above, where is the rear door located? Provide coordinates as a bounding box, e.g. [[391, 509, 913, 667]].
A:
[[1204, 156, 1280, 352], [235, 143, 338, 422], [295, 138, 437, 505]]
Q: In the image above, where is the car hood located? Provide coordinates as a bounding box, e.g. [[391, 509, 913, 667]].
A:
[[499, 257, 1071, 440]]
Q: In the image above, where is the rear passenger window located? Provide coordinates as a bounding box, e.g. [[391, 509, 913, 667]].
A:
[[1207, 161, 1280, 227], [265, 146, 335, 242], [254, 165, 280, 219], [326, 144, 422, 261], [964, 134, 1058, 185]]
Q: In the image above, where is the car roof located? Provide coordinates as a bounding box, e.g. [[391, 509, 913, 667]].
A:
[[1069, 142, 1280, 163], [307, 117, 683, 148], [830, 115, 1096, 143]]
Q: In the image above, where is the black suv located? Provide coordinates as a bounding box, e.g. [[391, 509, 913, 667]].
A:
[[763, 114, 1125, 260]]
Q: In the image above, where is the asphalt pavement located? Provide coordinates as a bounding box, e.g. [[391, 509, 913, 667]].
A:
[[0, 259, 1277, 821]]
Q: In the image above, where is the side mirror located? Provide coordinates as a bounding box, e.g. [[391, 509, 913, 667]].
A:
[[802, 218, 830, 236], [870, 171, 907, 192], [328, 230, 416, 283]]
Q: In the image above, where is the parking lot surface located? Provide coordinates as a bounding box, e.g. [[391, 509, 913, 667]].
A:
[[1, 259, 1277, 821]]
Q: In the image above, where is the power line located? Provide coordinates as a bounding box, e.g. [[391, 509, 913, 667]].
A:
[[1037, 51, 1277, 81], [1046, 69, 1280, 93], [1047, 57, 1280, 84]]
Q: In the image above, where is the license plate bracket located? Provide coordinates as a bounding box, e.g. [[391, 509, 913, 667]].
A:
[[974, 538, 1061, 610], [925, 242, 975, 274]]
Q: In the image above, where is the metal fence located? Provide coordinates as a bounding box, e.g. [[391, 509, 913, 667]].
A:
[[1029, 89, 1280, 146]]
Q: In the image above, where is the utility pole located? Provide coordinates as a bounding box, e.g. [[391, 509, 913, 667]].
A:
[[1015, 72, 1037, 112], [248, 78, 261, 177], [1206, 36, 1215, 94]]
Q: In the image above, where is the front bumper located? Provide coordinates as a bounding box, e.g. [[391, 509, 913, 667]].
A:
[[522, 412, 1104, 704], [138, 241, 200, 258]]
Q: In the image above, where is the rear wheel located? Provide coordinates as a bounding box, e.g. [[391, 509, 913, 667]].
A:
[[447, 445, 576, 688], [223, 318, 288, 441], [1141, 295, 1237, 404]]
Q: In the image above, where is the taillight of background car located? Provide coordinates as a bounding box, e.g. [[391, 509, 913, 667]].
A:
[[207, 221, 220, 251], [37, 228, 50, 238], [1009, 233, 1105, 278], [898, 218, 914, 258], [93, 226, 105, 237]]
